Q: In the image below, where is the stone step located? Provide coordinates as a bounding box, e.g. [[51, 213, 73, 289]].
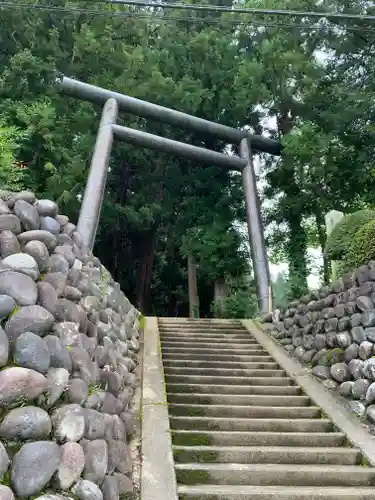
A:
[[161, 341, 259, 349], [170, 416, 333, 432], [164, 374, 293, 386], [162, 346, 267, 354], [166, 383, 301, 395], [171, 430, 346, 447], [162, 360, 280, 369], [169, 404, 321, 418], [162, 353, 275, 362], [177, 484, 375, 499], [167, 393, 310, 406], [175, 463, 375, 487], [173, 446, 361, 465], [164, 367, 286, 377], [159, 326, 245, 332], [160, 334, 255, 341]]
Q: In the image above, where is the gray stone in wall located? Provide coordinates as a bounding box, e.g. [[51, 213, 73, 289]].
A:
[[11, 441, 60, 497], [359, 340, 374, 360], [339, 381, 353, 397], [366, 382, 375, 404], [362, 359, 375, 381], [348, 359, 365, 380], [0, 326, 9, 367], [72, 479, 103, 500], [41, 216, 61, 234], [362, 309, 375, 328], [334, 304, 346, 318], [326, 332, 337, 348], [314, 334, 326, 350], [352, 378, 370, 400], [338, 316, 350, 331], [0, 406, 51, 440], [355, 265, 370, 284], [312, 365, 330, 380], [0, 214, 21, 234], [359, 281, 374, 297], [24, 240, 50, 272], [18, 230, 57, 251], [0, 230, 20, 257], [0, 441, 10, 479], [336, 331, 352, 348], [57, 442, 85, 490], [0, 485, 14, 500], [13, 332, 51, 373], [2, 253, 39, 280], [5, 305, 55, 343], [313, 319, 325, 334], [349, 401, 366, 417], [44, 335, 72, 372], [351, 313, 362, 327], [35, 199, 58, 217], [46, 367, 70, 407], [14, 200, 40, 231], [324, 317, 338, 332], [348, 287, 360, 302], [357, 295, 374, 311], [294, 346, 305, 361], [83, 439, 108, 484], [366, 405, 375, 424], [0, 367, 47, 408], [351, 326, 365, 344], [346, 302, 357, 315], [102, 475, 119, 500], [330, 362, 350, 382], [53, 405, 85, 443], [0, 269, 37, 306], [344, 343, 359, 362], [365, 327, 375, 343], [41, 272, 67, 296]]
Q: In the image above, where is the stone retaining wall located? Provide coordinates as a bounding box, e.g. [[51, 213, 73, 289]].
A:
[[263, 263, 375, 423], [0, 191, 140, 500]]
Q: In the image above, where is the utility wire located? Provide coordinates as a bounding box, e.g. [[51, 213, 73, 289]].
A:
[[106, 0, 375, 22], [1, 1, 375, 32], [0, 0, 374, 22]]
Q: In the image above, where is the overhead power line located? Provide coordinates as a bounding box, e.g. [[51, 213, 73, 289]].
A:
[[1, 0, 375, 23], [1, 1, 375, 32], [106, 0, 375, 22]]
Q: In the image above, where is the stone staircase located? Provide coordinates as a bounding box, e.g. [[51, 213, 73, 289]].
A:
[[158, 318, 375, 500]]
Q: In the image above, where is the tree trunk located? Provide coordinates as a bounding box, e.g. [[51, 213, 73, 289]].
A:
[[188, 255, 199, 318], [214, 277, 229, 317], [314, 206, 330, 284]]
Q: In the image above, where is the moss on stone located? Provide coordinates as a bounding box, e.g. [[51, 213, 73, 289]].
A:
[[171, 431, 212, 446], [324, 209, 375, 261], [173, 448, 218, 463], [176, 469, 211, 485]]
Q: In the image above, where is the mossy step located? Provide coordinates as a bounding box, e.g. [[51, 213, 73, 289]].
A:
[[164, 374, 293, 386], [168, 403, 321, 418], [171, 430, 346, 447], [177, 484, 375, 499], [165, 383, 301, 395], [169, 416, 333, 432], [167, 393, 310, 407], [175, 463, 375, 487], [173, 445, 361, 465]]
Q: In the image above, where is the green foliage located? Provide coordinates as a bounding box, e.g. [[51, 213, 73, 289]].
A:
[[342, 220, 375, 273], [211, 275, 258, 319], [325, 210, 375, 261], [0, 124, 27, 192]]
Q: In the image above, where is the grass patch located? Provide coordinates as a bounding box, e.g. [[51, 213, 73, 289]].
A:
[[176, 469, 211, 485], [171, 431, 212, 446], [87, 383, 101, 396]]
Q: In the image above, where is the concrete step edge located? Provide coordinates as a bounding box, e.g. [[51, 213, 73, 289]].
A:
[[177, 484, 375, 499]]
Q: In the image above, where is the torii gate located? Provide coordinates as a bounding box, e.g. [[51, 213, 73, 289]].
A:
[[59, 76, 282, 314]]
